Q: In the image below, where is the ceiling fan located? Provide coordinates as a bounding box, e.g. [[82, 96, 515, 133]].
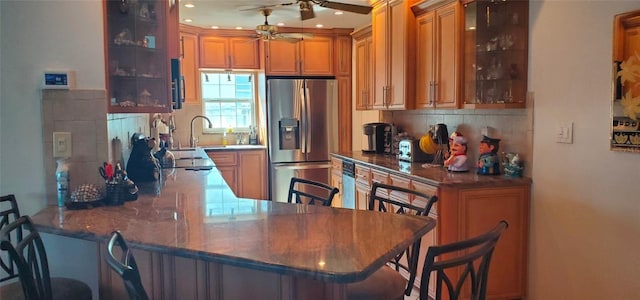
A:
[[255, 9, 313, 42], [256, 0, 373, 21]]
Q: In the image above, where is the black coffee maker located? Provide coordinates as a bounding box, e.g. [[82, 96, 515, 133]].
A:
[[362, 123, 390, 153]]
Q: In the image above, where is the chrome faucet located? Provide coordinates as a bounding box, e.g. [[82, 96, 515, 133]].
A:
[[190, 115, 213, 148]]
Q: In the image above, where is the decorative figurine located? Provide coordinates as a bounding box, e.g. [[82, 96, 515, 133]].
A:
[[444, 136, 469, 172], [503, 152, 523, 177], [477, 135, 501, 175]]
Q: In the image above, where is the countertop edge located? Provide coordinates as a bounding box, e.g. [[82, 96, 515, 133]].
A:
[[331, 152, 532, 188]]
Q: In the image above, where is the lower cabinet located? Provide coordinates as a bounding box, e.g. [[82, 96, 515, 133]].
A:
[[344, 160, 529, 300], [354, 165, 371, 210], [330, 157, 343, 207], [207, 149, 268, 200]]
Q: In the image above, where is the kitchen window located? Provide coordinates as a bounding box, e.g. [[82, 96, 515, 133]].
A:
[[201, 70, 256, 132]]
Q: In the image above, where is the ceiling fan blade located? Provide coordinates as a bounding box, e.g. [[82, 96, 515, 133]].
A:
[[300, 5, 315, 20], [240, 2, 297, 12], [318, 1, 373, 15], [279, 32, 314, 39]]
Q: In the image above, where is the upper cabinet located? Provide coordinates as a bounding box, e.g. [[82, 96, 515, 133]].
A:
[[462, 0, 529, 108], [265, 35, 334, 76], [371, 0, 417, 110], [104, 0, 179, 113], [179, 27, 199, 104], [199, 34, 260, 69], [414, 1, 462, 109], [353, 26, 374, 110]]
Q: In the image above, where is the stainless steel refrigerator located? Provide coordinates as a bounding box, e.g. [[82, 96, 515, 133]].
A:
[[267, 78, 338, 203]]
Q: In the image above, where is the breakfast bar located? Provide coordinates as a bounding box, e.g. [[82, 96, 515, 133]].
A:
[[30, 165, 435, 299]]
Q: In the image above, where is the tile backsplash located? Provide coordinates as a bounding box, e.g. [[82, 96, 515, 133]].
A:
[[42, 90, 109, 205], [380, 100, 534, 177]]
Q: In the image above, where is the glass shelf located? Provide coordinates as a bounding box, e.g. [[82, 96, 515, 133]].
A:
[[463, 0, 528, 107], [105, 0, 174, 113]]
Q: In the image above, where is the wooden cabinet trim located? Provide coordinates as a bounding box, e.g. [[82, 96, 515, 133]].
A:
[[207, 151, 237, 166]]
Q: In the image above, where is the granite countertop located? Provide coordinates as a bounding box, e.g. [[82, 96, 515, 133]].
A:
[[332, 151, 532, 188], [30, 167, 435, 283], [202, 144, 267, 151]]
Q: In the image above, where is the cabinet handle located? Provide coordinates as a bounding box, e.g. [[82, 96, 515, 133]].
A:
[[433, 81, 438, 104], [386, 86, 392, 107], [180, 36, 185, 58], [429, 81, 435, 105], [382, 86, 387, 107]]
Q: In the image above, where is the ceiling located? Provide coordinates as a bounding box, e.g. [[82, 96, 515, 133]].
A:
[[178, 0, 373, 30]]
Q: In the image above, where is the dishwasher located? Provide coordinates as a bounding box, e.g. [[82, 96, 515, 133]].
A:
[[341, 160, 355, 209]]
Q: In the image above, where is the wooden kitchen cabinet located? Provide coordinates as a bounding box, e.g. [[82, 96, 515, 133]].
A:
[[237, 150, 267, 199], [371, 0, 417, 110], [414, 1, 462, 109], [103, 0, 179, 113], [462, 0, 528, 108], [339, 156, 530, 299], [334, 35, 352, 77], [207, 149, 268, 199], [179, 28, 199, 104], [354, 165, 371, 210], [199, 34, 260, 69], [330, 157, 343, 208], [352, 25, 374, 110], [265, 36, 333, 76]]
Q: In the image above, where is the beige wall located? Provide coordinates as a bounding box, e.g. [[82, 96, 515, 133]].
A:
[[529, 1, 640, 299]]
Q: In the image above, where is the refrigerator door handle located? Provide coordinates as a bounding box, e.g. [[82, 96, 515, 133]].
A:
[[298, 83, 307, 155], [304, 85, 312, 154], [272, 162, 332, 170]]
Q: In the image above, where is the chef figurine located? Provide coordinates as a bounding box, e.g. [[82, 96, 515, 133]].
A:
[[477, 135, 501, 175], [444, 136, 469, 172]]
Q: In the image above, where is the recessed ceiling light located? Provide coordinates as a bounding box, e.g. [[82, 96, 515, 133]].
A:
[[235, 26, 243, 30], [315, 24, 324, 28], [277, 22, 285, 26], [211, 25, 219, 29], [184, 18, 193, 23], [334, 11, 343, 15], [184, 3, 194, 8]]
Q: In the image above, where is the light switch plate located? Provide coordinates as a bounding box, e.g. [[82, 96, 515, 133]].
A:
[[53, 132, 72, 158], [556, 122, 573, 144]]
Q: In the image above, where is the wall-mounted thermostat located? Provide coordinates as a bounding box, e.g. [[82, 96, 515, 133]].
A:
[[43, 70, 76, 89]]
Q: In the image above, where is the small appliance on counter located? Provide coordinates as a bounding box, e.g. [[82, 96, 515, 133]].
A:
[[398, 139, 433, 162], [362, 122, 391, 154]]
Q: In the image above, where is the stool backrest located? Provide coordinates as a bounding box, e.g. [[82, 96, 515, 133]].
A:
[[369, 182, 438, 296], [106, 231, 149, 300], [0, 194, 22, 282], [419, 220, 508, 300], [287, 177, 339, 206], [0, 215, 53, 300]]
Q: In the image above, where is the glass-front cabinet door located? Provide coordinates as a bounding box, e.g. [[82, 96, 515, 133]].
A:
[[462, 0, 528, 108], [104, 0, 179, 113]]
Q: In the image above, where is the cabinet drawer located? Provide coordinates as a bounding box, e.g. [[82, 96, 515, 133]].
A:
[[412, 180, 438, 215], [389, 174, 411, 203], [370, 169, 390, 197], [207, 152, 237, 166], [355, 165, 371, 185], [330, 157, 342, 171]]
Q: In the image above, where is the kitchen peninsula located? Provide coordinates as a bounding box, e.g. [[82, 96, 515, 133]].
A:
[[29, 154, 435, 300], [331, 151, 531, 299]]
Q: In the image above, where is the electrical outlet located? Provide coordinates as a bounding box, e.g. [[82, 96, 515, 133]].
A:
[[556, 122, 573, 144], [53, 132, 72, 158]]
